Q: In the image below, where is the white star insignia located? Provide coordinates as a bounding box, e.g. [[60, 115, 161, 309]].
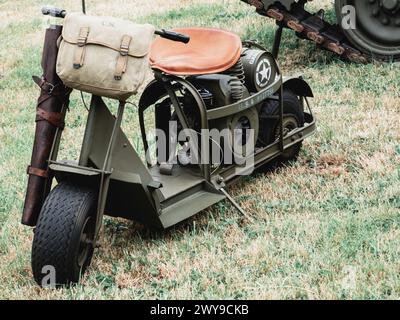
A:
[[256, 59, 272, 87]]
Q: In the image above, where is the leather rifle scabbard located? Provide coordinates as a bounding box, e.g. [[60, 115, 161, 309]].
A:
[[22, 25, 71, 226]]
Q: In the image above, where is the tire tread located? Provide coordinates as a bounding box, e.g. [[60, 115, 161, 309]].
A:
[[32, 182, 95, 286]]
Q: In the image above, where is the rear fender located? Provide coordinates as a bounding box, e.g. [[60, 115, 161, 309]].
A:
[[283, 77, 314, 97]]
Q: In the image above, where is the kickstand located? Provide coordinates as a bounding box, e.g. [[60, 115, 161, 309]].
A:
[[220, 188, 253, 221]]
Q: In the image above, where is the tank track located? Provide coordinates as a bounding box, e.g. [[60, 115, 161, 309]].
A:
[[242, 0, 370, 63]]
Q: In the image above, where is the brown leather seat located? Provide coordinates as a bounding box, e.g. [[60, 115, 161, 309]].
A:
[[150, 28, 242, 75]]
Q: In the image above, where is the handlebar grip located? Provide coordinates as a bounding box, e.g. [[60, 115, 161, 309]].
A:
[[155, 29, 190, 44], [42, 6, 66, 18]]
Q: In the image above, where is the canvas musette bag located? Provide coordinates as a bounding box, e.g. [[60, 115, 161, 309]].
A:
[[56, 12, 155, 101]]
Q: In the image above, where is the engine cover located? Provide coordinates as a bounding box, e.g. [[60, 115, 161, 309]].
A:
[[211, 106, 260, 163], [241, 48, 277, 93]]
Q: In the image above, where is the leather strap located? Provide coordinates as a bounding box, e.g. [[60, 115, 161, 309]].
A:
[[32, 75, 71, 129], [73, 27, 90, 69], [114, 35, 132, 80], [36, 107, 65, 129], [32, 75, 65, 96], [27, 166, 49, 178]]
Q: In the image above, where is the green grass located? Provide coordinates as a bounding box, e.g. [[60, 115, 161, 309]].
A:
[[0, 0, 399, 299]]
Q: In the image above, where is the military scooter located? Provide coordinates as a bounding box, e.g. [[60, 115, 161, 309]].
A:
[[26, 6, 316, 286]]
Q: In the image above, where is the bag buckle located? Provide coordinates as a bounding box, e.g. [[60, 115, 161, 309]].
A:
[[77, 37, 87, 47], [120, 45, 129, 56], [119, 35, 131, 56], [77, 27, 89, 47]]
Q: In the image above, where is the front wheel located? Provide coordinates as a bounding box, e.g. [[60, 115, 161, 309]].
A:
[[31, 182, 97, 287]]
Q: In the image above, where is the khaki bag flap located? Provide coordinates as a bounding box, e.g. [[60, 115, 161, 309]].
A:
[[62, 12, 155, 58]]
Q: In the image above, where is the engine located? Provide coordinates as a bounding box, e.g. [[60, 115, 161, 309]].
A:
[[187, 46, 277, 109], [176, 46, 277, 163]]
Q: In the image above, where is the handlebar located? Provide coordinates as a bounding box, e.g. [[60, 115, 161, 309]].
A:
[[155, 29, 190, 44], [42, 6, 66, 18], [41, 6, 190, 44]]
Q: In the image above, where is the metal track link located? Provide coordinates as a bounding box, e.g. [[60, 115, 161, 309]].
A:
[[246, 1, 370, 63]]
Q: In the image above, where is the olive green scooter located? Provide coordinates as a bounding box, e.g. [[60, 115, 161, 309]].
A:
[[28, 6, 316, 286]]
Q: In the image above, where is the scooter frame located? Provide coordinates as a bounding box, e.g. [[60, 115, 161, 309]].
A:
[[47, 46, 316, 241]]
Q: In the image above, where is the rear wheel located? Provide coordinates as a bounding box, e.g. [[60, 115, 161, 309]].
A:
[[32, 182, 96, 287], [259, 90, 305, 166]]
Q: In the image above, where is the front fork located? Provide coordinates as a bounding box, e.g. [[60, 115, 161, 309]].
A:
[[79, 99, 126, 240], [49, 97, 127, 241]]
